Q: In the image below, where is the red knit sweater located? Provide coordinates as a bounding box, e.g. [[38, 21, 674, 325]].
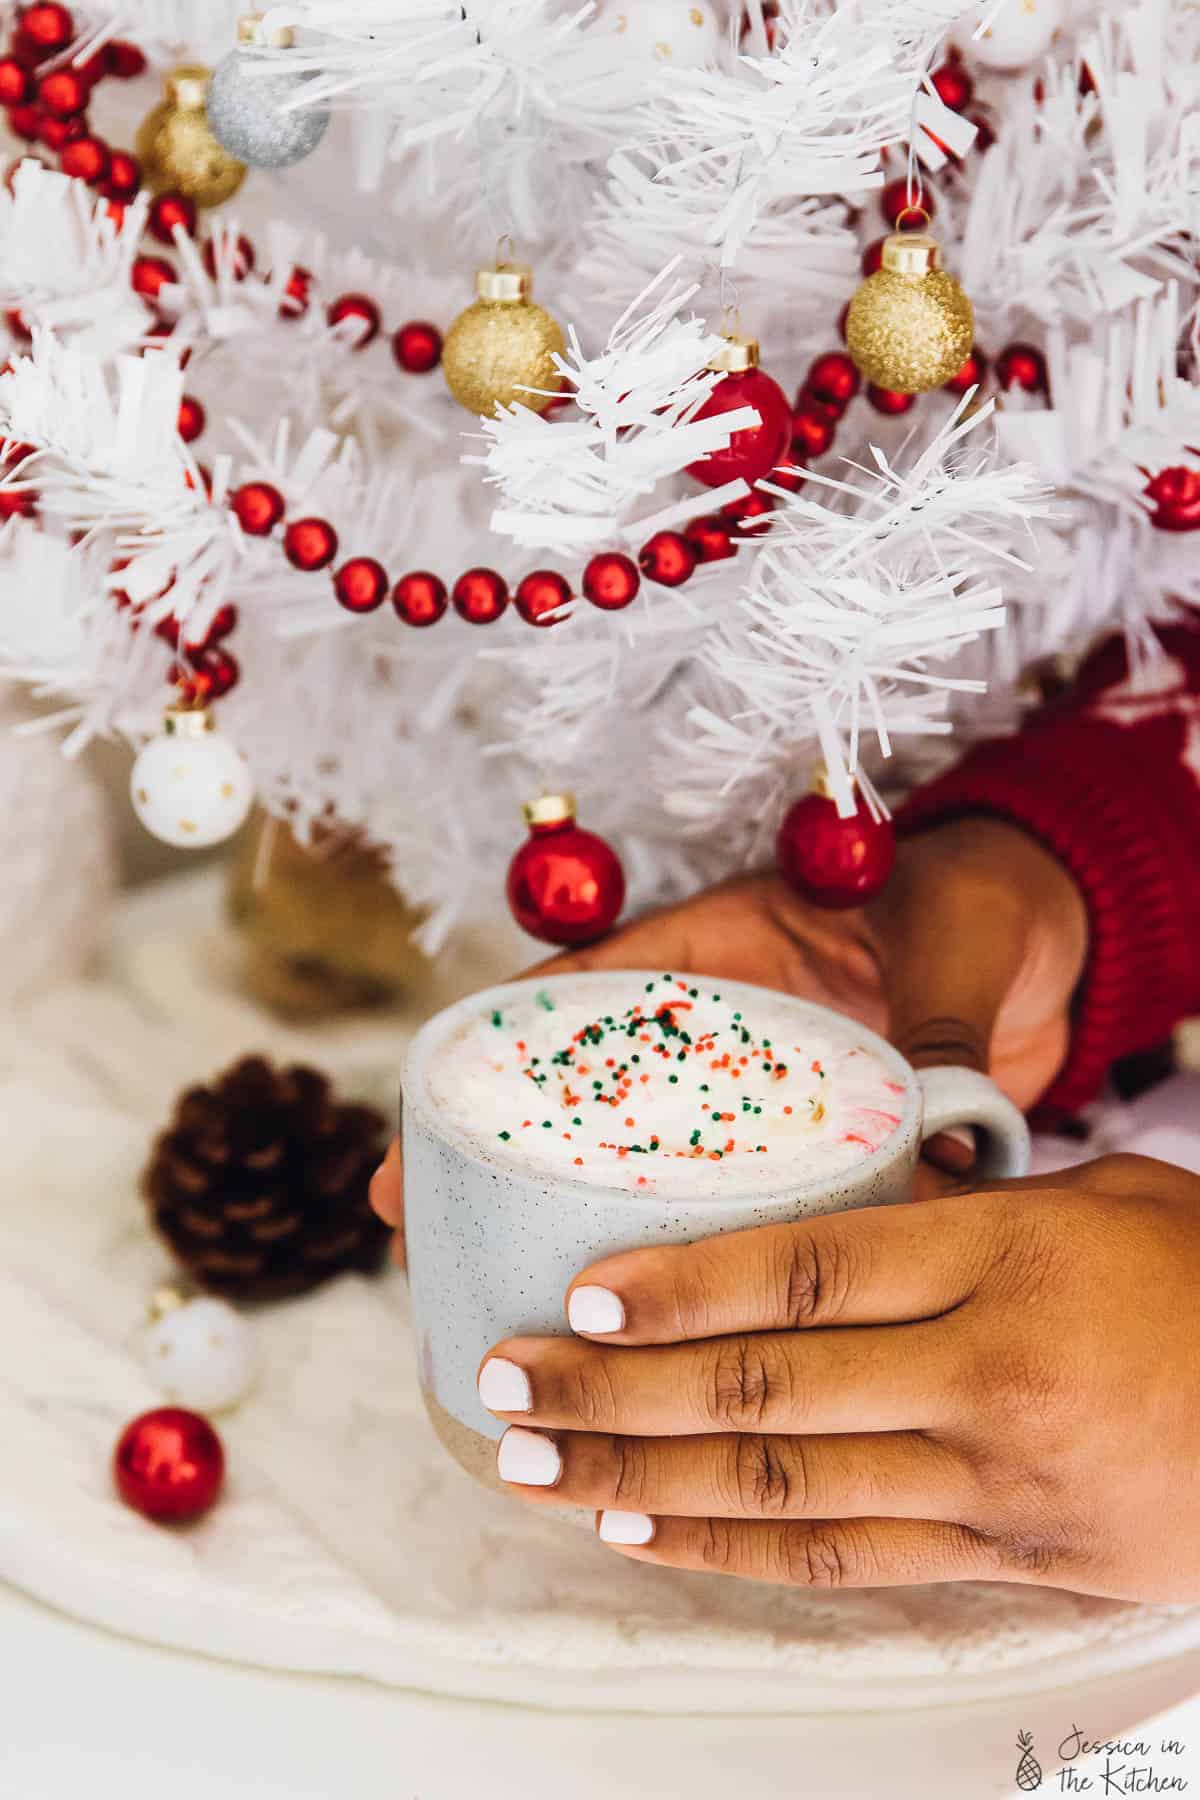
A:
[[898, 623, 1200, 1115]]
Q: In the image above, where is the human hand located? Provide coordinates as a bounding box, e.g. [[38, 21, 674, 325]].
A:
[[370, 817, 1087, 1257], [479, 1154, 1200, 1602]]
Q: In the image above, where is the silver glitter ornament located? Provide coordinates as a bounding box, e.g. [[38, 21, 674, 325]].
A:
[[208, 12, 330, 171]]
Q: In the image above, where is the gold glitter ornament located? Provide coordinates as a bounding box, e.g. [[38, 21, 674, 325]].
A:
[[442, 264, 565, 417], [137, 65, 248, 208], [846, 230, 974, 395]]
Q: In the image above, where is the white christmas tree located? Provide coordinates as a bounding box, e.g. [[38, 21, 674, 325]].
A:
[[0, 0, 1194, 946]]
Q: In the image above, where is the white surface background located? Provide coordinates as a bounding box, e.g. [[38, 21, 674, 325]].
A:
[[1, 1580, 1199, 1800]]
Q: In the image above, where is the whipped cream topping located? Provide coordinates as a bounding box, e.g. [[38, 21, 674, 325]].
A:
[[426, 975, 906, 1198]]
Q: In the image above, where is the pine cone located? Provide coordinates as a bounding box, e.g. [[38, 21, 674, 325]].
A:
[[144, 1056, 391, 1301]]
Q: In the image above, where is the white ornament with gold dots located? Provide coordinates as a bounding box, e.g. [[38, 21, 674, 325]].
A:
[[140, 1287, 259, 1414], [131, 707, 254, 849], [960, 0, 1064, 71], [597, 0, 721, 66]]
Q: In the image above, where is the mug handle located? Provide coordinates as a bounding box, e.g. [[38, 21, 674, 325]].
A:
[[916, 1066, 1032, 1181]]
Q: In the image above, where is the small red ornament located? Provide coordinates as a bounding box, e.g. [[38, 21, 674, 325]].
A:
[[37, 66, 88, 117], [639, 530, 696, 587], [996, 342, 1047, 395], [103, 149, 141, 203], [0, 484, 37, 518], [60, 133, 109, 184], [966, 111, 996, 153], [776, 777, 896, 910], [204, 647, 240, 696], [1144, 466, 1200, 533], [177, 395, 206, 443], [684, 514, 736, 563], [861, 237, 887, 277], [7, 104, 41, 141], [327, 293, 381, 350], [231, 480, 285, 536], [0, 57, 33, 106], [790, 404, 837, 460], [169, 602, 239, 650], [113, 1407, 225, 1524], [515, 568, 571, 627], [334, 555, 389, 614], [16, 3, 75, 58], [684, 341, 792, 489], [280, 265, 312, 320], [452, 566, 509, 624], [770, 459, 807, 493], [582, 551, 640, 611], [723, 488, 775, 531], [866, 384, 917, 416], [41, 112, 83, 151], [204, 233, 255, 282], [149, 191, 197, 243], [393, 320, 442, 374], [507, 794, 626, 947], [106, 39, 146, 79], [131, 253, 174, 303], [393, 570, 449, 627], [880, 179, 934, 229], [930, 59, 973, 113], [805, 351, 860, 412], [945, 345, 989, 395], [284, 516, 339, 572]]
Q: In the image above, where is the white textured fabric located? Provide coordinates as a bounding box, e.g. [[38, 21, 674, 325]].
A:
[[1, 870, 1199, 1716]]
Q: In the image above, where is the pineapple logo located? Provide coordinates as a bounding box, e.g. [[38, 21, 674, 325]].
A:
[[1015, 1731, 1043, 1791]]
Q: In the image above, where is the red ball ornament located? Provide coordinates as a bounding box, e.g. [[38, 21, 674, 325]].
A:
[[582, 551, 640, 611], [7, 103, 41, 141], [866, 383, 917, 416], [103, 149, 141, 203], [880, 179, 934, 229], [393, 570, 449, 627], [37, 66, 88, 117], [515, 568, 571, 627], [17, 3, 75, 58], [1144, 466, 1200, 533], [684, 514, 736, 563], [327, 293, 381, 350], [453, 566, 509, 624], [790, 404, 837, 460], [284, 516, 339, 572], [945, 345, 989, 395], [0, 57, 33, 106], [930, 59, 974, 113], [41, 112, 83, 151], [861, 237, 887, 276], [996, 342, 1048, 395], [507, 794, 626, 947], [231, 480, 285, 536], [334, 555, 389, 614], [393, 320, 443, 374], [806, 351, 860, 411], [131, 253, 174, 303], [722, 488, 775, 532], [279, 265, 312, 320], [113, 1407, 225, 1524], [684, 348, 792, 489], [149, 191, 197, 243], [776, 779, 896, 910], [177, 394, 206, 443], [60, 133, 109, 184], [638, 530, 696, 587]]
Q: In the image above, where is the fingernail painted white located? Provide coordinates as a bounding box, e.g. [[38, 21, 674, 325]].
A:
[[497, 1427, 561, 1487], [477, 1358, 533, 1413], [599, 1510, 656, 1546], [567, 1286, 626, 1334]]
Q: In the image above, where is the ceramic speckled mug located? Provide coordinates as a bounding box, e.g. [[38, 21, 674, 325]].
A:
[[401, 971, 1031, 1494]]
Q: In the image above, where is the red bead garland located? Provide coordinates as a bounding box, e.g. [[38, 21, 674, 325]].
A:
[[113, 1407, 225, 1524], [805, 351, 860, 411], [685, 514, 736, 563], [232, 481, 285, 536], [1144, 467, 1200, 533], [945, 345, 988, 395], [639, 530, 696, 587], [17, 3, 75, 58], [131, 253, 174, 303], [393, 570, 449, 627], [334, 555, 389, 614], [867, 384, 917, 416], [515, 568, 571, 627], [59, 133, 108, 184], [327, 293, 381, 350], [453, 567, 509, 624], [284, 517, 339, 572], [582, 551, 640, 611], [37, 65, 88, 117], [280, 265, 312, 319], [392, 321, 442, 374], [996, 343, 1048, 394], [0, 56, 32, 104], [790, 403, 837, 460], [177, 395, 206, 443], [149, 191, 197, 243], [103, 149, 140, 202]]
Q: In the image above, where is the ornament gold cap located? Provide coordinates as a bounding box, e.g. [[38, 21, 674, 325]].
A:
[[476, 263, 533, 304], [164, 705, 215, 739], [237, 10, 296, 47], [148, 1278, 196, 1322], [808, 764, 860, 801], [881, 231, 940, 277], [164, 64, 212, 110], [524, 792, 576, 828], [708, 335, 760, 374]]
